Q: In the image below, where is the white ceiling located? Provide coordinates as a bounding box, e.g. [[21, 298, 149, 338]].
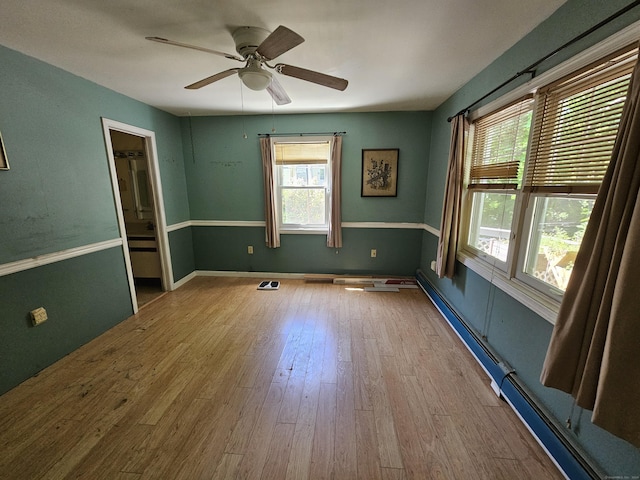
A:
[[0, 0, 567, 116]]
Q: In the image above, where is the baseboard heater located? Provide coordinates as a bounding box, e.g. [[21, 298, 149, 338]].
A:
[[415, 270, 599, 480]]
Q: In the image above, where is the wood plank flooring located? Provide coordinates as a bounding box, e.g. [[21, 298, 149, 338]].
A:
[[0, 277, 562, 479]]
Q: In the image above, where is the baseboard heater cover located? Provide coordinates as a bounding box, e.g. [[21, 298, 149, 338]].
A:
[[415, 270, 598, 480]]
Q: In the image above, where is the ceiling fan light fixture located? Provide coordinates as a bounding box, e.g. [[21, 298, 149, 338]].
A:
[[148, 24, 349, 101], [238, 66, 273, 91]]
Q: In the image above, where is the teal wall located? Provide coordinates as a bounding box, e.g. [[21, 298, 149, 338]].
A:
[[0, 248, 133, 393], [0, 45, 190, 264], [169, 228, 196, 282], [421, 0, 640, 476], [192, 226, 422, 276], [182, 112, 430, 223], [0, 44, 191, 394], [182, 111, 431, 276]]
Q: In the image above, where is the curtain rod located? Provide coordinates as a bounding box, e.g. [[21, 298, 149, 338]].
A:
[[447, 0, 640, 122], [257, 131, 346, 137]]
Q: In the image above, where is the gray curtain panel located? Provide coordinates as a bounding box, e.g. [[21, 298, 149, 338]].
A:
[[436, 114, 468, 279], [327, 135, 343, 248], [260, 137, 280, 248], [541, 54, 640, 448]]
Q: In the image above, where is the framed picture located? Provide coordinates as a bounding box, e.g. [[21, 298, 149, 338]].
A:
[[0, 131, 8, 170], [361, 148, 398, 197]]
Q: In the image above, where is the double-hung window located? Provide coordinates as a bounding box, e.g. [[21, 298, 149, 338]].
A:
[[273, 139, 332, 232], [517, 47, 637, 297], [465, 98, 533, 266], [461, 44, 638, 307]]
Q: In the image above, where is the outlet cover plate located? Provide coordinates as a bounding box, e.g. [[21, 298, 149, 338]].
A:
[[30, 307, 48, 326]]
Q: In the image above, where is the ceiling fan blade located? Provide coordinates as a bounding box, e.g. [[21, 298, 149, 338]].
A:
[[146, 36, 243, 62], [256, 26, 304, 61], [185, 68, 240, 89], [266, 76, 291, 105], [275, 64, 348, 91]]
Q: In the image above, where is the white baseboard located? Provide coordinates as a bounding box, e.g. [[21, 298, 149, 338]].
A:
[[195, 270, 307, 279], [172, 271, 197, 289]]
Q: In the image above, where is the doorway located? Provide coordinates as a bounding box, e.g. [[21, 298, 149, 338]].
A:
[[102, 119, 174, 312]]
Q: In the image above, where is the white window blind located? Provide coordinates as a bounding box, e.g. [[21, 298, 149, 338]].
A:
[[469, 97, 534, 190], [274, 142, 330, 165], [524, 46, 638, 194]]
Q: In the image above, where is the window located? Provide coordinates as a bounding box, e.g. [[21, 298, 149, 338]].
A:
[[466, 98, 533, 265], [273, 139, 332, 231], [519, 196, 595, 293], [461, 45, 637, 304], [517, 47, 636, 296]]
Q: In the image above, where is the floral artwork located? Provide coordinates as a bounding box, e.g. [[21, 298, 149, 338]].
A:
[[361, 149, 398, 196]]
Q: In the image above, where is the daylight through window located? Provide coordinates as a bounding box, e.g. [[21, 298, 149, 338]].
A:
[[273, 140, 332, 231], [462, 45, 637, 300], [466, 98, 533, 264]]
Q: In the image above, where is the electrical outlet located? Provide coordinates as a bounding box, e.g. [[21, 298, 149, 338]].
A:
[[30, 307, 48, 326], [248, 245, 254, 254], [371, 249, 377, 258]]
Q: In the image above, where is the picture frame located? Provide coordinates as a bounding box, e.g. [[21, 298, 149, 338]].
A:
[[0, 131, 9, 170], [361, 148, 398, 197]]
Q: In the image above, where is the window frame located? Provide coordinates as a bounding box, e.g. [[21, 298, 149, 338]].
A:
[[456, 27, 640, 323], [461, 96, 534, 272], [462, 188, 518, 270], [513, 192, 597, 302], [271, 136, 334, 234], [515, 46, 635, 298]]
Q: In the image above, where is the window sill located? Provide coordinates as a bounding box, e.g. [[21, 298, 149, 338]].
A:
[[457, 250, 559, 325]]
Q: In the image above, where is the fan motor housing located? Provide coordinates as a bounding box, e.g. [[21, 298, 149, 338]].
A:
[[232, 26, 270, 58]]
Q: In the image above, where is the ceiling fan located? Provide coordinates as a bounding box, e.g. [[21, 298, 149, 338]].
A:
[[146, 25, 348, 105]]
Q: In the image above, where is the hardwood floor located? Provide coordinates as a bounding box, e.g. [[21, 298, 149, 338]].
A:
[[0, 277, 562, 479]]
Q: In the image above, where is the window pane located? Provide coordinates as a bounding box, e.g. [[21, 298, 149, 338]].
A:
[[282, 188, 326, 225], [525, 48, 635, 194], [467, 192, 515, 262], [470, 98, 532, 188], [281, 165, 326, 187], [523, 196, 595, 291], [309, 166, 326, 186]]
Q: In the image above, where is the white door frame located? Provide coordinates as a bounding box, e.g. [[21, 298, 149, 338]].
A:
[[101, 118, 174, 313]]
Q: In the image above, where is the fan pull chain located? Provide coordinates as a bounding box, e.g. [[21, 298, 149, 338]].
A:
[[188, 114, 196, 164], [271, 97, 276, 133], [240, 81, 248, 139]]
